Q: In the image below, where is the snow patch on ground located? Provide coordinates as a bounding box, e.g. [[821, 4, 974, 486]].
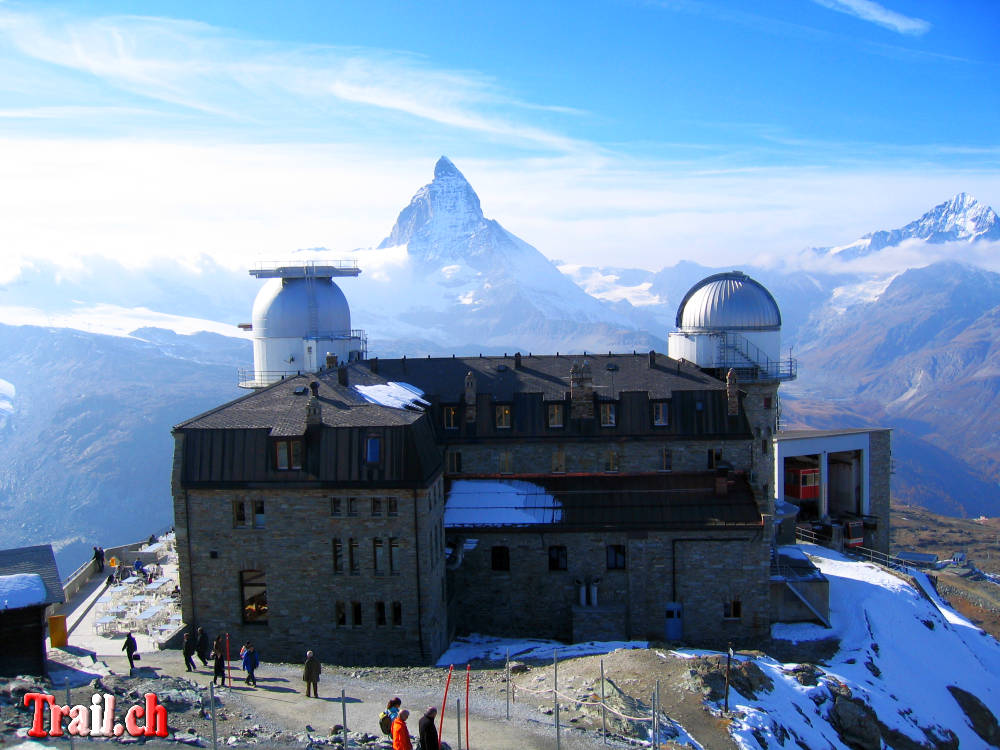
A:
[[437, 634, 648, 666]]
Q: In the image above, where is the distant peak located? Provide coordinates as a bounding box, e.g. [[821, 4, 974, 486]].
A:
[[434, 156, 466, 181]]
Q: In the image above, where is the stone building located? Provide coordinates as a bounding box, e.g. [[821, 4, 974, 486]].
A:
[[171, 263, 889, 664]]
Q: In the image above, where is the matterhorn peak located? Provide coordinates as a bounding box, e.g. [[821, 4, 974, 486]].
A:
[[378, 156, 486, 254]]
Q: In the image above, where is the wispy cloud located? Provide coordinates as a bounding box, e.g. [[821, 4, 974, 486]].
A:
[[0, 8, 588, 153], [809, 0, 930, 36]]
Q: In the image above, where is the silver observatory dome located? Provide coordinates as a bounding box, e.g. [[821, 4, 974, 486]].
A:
[[675, 271, 781, 332], [251, 277, 352, 338]]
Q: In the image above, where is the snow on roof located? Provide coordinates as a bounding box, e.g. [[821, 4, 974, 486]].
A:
[[774, 498, 799, 517], [353, 381, 429, 410], [444, 479, 562, 526], [437, 634, 648, 666], [0, 573, 48, 610]]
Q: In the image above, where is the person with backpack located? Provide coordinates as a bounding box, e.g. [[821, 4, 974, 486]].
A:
[[241, 642, 259, 686], [379, 697, 401, 737]]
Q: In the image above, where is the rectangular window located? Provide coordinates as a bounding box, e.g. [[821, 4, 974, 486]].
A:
[[365, 436, 381, 464], [548, 545, 568, 571], [498, 450, 513, 474], [723, 598, 742, 620], [761, 439, 769, 455], [376, 601, 387, 627], [333, 539, 343, 574], [708, 448, 721, 469], [330, 497, 342, 516], [349, 538, 359, 574], [604, 450, 619, 473], [391, 601, 402, 627], [652, 402, 669, 426], [606, 544, 627, 570], [373, 538, 385, 575], [443, 406, 459, 430], [371, 497, 382, 516], [600, 403, 616, 427], [387, 497, 398, 517], [551, 448, 566, 474], [240, 570, 268, 624], [495, 404, 512, 429], [351, 601, 362, 627], [274, 440, 303, 470], [348, 497, 359, 517], [447, 450, 462, 473], [389, 538, 399, 574], [763, 396, 773, 409], [335, 601, 346, 628], [491, 546, 510, 572], [547, 403, 564, 428], [233, 500, 248, 528], [253, 500, 265, 529], [660, 447, 673, 472]]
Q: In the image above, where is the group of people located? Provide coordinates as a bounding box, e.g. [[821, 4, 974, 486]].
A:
[[377, 696, 439, 750], [178, 628, 231, 686]]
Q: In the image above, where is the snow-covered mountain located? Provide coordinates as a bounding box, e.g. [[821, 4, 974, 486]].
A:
[[818, 192, 1000, 260]]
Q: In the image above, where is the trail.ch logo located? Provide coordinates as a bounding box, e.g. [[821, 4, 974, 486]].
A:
[[23, 692, 169, 738]]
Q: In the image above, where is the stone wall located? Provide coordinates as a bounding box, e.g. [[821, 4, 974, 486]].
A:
[[868, 429, 892, 554], [739, 383, 779, 513], [175, 477, 448, 665], [447, 438, 752, 477], [447, 526, 770, 648]]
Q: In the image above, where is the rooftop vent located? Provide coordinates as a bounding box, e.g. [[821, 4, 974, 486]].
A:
[[293, 386, 308, 395], [606, 363, 619, 372], [497, 364, 509, 372]]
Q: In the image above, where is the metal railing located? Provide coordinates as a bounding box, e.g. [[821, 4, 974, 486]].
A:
[[718, 333, 796, 382]]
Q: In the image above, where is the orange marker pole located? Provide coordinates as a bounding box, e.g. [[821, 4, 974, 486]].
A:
[[465, 663, 471, 750], [439, 664, 454, 740]]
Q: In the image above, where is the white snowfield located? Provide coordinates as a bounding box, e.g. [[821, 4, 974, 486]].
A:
[[0, 573, 47, 610], [722, 544, 1000, 749]]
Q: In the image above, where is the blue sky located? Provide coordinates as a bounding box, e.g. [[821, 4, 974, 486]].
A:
[[0, 0, 998, 273]]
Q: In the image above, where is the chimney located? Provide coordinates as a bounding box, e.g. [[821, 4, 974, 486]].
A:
[[514, 352, 522, 369], [570, 361, 594, 420], [307, 382, 322, 426], [337, 364, 348, 387], [325, 353, 338, 370], [726, 369, 739, 416], [648, 350, 656, 368], [464, 371, 477, 423], [370, 357, 379, 374]]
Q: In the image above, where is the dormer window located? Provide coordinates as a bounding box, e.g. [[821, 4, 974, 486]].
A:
[[365, 436, 381, 464], [443, 406, 459, 430], [495, 404, 512, 429], [275, 440, 303, 470], [600, 403, 616, 427], [652, 401, 669, 427], [547, 403, 564, 429]]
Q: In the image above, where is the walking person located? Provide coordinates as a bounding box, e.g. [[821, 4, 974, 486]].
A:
[[302, 650, 321, 698], [211, 639, 226, 686], [391, 709, 412, 750], [241, 642, 259, 686], [121, 632, 138, 673], [418, 706, 439, 750], [182, 632, 197, 672], [379, 697, 401, 737], [195, 627, 209, 667], [93, 546, 104, 573]]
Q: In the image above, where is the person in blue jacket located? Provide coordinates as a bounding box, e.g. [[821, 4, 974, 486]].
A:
[[241, 642, 259, 687]]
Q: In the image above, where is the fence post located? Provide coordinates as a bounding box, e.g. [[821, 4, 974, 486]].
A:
[[456, 698, 462, 750], [600, 659, 607, 745], [65, 678, 74, 750], [465, 664, 471, 750], [342, 688, 348, 749], [209, 683, 218, 750], [554, 650, 560, 750], [505, 648, 510, 720]]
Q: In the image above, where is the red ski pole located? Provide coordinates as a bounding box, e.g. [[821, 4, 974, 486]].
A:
[[439, 664, 454, 740], [465, 663, 471, 750]]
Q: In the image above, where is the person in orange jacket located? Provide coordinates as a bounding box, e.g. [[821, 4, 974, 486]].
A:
[[391, 709, 412, 750]]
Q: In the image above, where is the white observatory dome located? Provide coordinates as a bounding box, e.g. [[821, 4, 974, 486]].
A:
[[675, 271, 781, 332], [251, 277, 351, 338]]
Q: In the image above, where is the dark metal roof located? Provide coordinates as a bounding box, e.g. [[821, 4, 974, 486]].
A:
[[353, 351, 722, 402], [0, 545, 64, 605], [777, 428, 891, 441], [176, 372, 425, 435], [444, 473, 761, 531]]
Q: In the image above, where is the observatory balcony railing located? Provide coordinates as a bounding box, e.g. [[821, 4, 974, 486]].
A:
[[718, 332, 797, 382], [249, 260, 361, 278]]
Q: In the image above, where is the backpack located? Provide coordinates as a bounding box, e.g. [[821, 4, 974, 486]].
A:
[[379, 711, 392, 736]]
